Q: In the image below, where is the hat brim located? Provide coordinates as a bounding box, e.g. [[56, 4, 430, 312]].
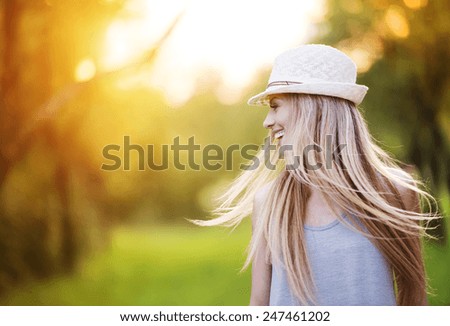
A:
[[247, 82, 368, 106]]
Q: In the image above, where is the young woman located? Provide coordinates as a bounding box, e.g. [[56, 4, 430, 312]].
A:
[[193, 44, 439, 306]]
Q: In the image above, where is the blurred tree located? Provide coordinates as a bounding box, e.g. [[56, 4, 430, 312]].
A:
[[315, 0, 450, 242], [0, 0, 124, 294], [0, 0, 180, 295]]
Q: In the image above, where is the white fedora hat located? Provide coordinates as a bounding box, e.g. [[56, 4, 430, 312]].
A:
[[248, 44, 368, 106]]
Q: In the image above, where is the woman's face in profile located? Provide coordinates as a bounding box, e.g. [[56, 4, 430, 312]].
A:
[[263, 94, 293, 147]]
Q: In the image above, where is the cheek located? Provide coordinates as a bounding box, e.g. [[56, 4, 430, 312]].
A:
[[279, 108, 293, 127]]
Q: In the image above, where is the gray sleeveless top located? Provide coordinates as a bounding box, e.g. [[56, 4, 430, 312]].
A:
[[269, 213, 396, 306]]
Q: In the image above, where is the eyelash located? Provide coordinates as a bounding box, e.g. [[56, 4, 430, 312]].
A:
[[270, 105, 278, 110]]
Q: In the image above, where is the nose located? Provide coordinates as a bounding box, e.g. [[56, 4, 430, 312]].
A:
[[263, 110, 275, 129]]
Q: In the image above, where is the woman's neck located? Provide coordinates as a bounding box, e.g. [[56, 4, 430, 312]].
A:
[[304, 188, 342, 227]]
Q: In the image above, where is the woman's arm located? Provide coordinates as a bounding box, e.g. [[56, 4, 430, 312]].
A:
[[249, 185, 272, 306]]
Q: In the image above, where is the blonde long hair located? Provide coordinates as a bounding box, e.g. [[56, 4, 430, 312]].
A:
[[193, 94, 440, 305]]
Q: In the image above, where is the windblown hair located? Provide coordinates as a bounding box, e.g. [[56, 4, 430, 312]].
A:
[[192, 94, 440, 306]]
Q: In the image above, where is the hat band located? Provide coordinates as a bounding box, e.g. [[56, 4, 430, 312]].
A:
[[267, 81, 304, 87]]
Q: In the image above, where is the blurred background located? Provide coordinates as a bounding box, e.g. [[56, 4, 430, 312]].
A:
[[0, 0, 448, 305]]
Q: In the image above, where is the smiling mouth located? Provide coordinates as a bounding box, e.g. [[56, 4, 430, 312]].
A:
[[273, 130, 285, 140]]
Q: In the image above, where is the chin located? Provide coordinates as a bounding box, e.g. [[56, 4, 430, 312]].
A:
[[279, 138, 296, 157]]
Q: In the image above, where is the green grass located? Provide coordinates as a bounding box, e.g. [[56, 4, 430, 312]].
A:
[[1, 218, 449, 305], [424, 239, 450, 305], [425, 189, 450, 305], [1, 222, 252, 305]]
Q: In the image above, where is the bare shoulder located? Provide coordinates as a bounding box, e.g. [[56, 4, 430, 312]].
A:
[[254, 180, 275, 207], [252, 180, 276, 226], [386, 167, 420, 212]]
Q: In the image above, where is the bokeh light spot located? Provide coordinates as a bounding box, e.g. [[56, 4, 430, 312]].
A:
[[403, 0, 428, 10], [75, 58, 96, 82], [385, 6, 410, 39]]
